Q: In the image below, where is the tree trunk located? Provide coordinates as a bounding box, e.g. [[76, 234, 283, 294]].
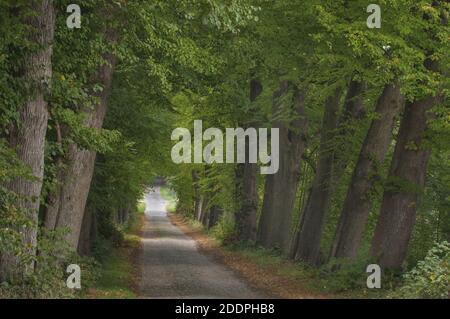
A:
[[196, 195, 205, 221], [123, 204, 131, 224], [49, 49, 117, 250], [0, 0, 55, 281], [257, 81, 307, 253], [330, 82, 403, 261], [77, 207, 94, 256], [331, 80, 366, 182], [293, 87, 342, 265], [44, 180, 61, 230], [192, 170, 201, 219], [198, 195, 210, 226], [290, 80, 365, 261], [370, 95, 442, 269], [208, 205, 223, 229], [192, 169, 210, 223], [43, 120, 64, 230], [235, 79, 262, 242]]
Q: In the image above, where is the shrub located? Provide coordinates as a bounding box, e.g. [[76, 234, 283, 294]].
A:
[[92, 235, 114, 262], [396, 241, 450, 299], [96, 211, 125, 247], [0, 228, 100, 298], [211, 213, 236, 245], [320, 259, 369, 292], [318, 246, 385, 293]]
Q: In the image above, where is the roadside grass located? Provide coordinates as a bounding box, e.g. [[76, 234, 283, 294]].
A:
[[224, 244, 327, 296], [173, 212, 204, 231], [221, 243, 389, 298], [87, 202, 145, 299], [91, 247, 137, 298], [159, 186, 177, 213]]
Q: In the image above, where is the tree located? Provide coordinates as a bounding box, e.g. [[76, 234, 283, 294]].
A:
[[371, 1, 449, 268], [332, 0, 449, 265], [293, 87, 342, 264], [51, 47, 117, 250], [234, 79, 262, 242], [0, 0, 55, 281], [371, 94, 443, 269], [257, 81, 308, 253], [44, 3, 118, 251], [330, 82, 403, 261]]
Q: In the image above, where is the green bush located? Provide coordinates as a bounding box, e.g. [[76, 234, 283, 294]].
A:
[[319, 248, 379, 293], [211, 213, 236, 245], [96, 211, 125, 247], [92, 235, 114, 262], [0, 228, 100, 298], [396, 241, 450, 299]]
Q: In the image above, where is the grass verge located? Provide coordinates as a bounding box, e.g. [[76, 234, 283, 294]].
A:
[[86, 202, 145, 299]]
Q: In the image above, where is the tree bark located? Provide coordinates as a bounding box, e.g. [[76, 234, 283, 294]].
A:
[[48, 48, 117, 250], [77, 206, 94, 256], [43, 120, 64, 230], [192, 170, 201, 219], [370, 95, 442, 270], [257, 81, 308, 253], [199, 196, 210, 226], [331, 80, 366, 182], [208, 205, 223, 229], [235, 79, 262, 242], [196, 195, 206, 222], [330, 82, 403, 261], [290, 80, 365, 261], [293, 87, 342, 265], [0, 0, 55, 281]]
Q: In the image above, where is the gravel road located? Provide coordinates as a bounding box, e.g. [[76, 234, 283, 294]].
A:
[[140, 187, 264, 298]]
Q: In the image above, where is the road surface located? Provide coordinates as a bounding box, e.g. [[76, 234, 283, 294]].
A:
[[140, 187, 264, 298]]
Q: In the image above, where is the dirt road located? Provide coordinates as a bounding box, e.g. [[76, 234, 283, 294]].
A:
[[140, 187, 264, 298]]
